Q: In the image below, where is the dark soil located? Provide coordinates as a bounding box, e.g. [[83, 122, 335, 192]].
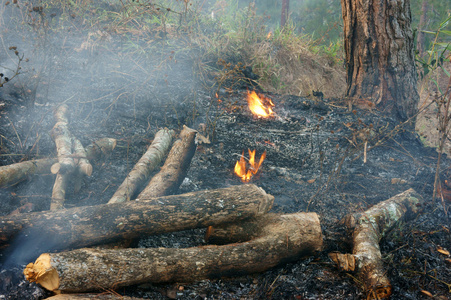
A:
[[0, 8, 450, 300]]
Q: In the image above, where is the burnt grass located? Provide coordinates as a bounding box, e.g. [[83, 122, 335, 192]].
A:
[[0, 22, 450, 300]]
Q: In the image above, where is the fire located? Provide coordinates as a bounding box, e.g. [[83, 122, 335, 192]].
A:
[[234, 149, 266, 182], [246, 90, 274, 118]]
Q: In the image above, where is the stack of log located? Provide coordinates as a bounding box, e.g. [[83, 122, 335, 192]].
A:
[[0, 104, 425, 299]]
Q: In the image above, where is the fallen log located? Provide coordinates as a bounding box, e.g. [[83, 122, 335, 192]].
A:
[[137, 125, 197, 199], [24, 212, 322, 293], [0, 138, 116, 188], [51, 104, 75, 175], [0, 184, 273, 252], [0, 158, 57, 187], [108, 128, 175, 204], [329, 188, 424, 299]]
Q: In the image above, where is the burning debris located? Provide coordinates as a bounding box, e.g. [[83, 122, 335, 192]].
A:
[[234, 149, 267, 182], [246, 90, 275, 118]]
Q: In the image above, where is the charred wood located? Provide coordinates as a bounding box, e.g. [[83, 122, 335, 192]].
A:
[[108, 128, 175, 204], [24, 212, 321, 293], [0, 184, 273, 251], [329, 188, 424, 299], [137, 125, 197, 199], [45, 294, 144, 300]]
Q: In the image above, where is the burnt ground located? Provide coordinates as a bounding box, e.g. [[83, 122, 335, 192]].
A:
[[0, 14, 450, 300]]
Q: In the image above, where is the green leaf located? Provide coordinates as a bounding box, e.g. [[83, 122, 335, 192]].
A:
[[440, 65, 450, 78], [440, 30, 451, 36]]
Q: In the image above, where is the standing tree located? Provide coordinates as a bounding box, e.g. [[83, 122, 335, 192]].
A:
[[341, 0, 419, 121], [281, 0, 290, 27]]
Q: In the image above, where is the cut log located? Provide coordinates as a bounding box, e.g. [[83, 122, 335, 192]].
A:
[[0, 138, 116, 188], [330, 188, 424, 299], [0, 184, 273, 252], [50, 172, 72, 210], [108, 128, 175, 204], [137, 125, 197, 199], [72, 137, 92, 177], [51, 105, 75, 175], [24, 212, 322, 293], [205, 213, 320, 245], [0, 158, 57, 187]]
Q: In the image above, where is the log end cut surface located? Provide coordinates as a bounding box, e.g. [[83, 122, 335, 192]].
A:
[[24, 253, 60, 291]]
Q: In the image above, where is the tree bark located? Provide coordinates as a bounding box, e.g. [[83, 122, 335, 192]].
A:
[[341, 0, 419, 121], [281, 0, 290, 27], [137, 125, 197, 199], [108, 128, 175, 204], [329, 188, 424, 299], [24, 213, 322, 293], [0, 158, 57, 187], [51, 104, 75, 174], [0, 184, 273, 252]]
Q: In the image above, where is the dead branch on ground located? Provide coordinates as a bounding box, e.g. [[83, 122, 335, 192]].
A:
[[329, 188, 424, 299]]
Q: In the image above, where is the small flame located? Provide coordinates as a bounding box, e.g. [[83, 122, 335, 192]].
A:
[[234, 149, 266, 182], [267, 31, 272, 39], [246, 90, 274, 118]]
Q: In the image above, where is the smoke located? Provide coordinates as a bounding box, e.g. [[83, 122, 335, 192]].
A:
[[1, 226, 61, 268]]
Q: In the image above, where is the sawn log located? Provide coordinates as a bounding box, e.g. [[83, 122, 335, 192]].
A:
[[0, 184, 273, 252], [24, 212, 322, 293]]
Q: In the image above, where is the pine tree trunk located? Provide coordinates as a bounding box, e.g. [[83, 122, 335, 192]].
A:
[[341, 0, 419, 121]]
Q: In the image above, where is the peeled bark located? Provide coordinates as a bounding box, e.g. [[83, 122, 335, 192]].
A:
[[330, 188, 424, 299], [137, 125, 197, 199], [341, 0, 419, 120], [0, 138, 116, 188], [51, 105, 75, 174], [0, 184, 273, 252], [108, 128, 175, 204], [0, 158, 57, 187], [24, 213, 322, 293]]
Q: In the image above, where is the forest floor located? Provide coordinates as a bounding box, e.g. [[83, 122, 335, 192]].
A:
[[0, 2, 450, 299]]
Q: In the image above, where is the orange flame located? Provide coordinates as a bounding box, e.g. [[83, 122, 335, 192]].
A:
[[267, 31, 272, 39], [246, 90, 274, 118], [234, 149, 266, 182]]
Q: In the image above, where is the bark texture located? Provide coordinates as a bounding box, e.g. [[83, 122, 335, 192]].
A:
[[51, 104, 75, 174], [332, 188, 424, 299], [0, 184, 273, 251], [341, 0, 419, 120], [0, 158, 57, 187], [108, 128, 175, 204], [138, 125, 197, 199], [24, 213, 322, 293], [0, 138, 116, 188]]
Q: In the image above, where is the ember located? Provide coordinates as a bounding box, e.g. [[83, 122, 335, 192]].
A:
[[246, 90, 274, 118], [234, 149, 266, 182]]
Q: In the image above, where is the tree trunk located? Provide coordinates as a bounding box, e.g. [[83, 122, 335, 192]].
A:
[[341, 0, 419, 121], [281, 0, 290, 27]]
